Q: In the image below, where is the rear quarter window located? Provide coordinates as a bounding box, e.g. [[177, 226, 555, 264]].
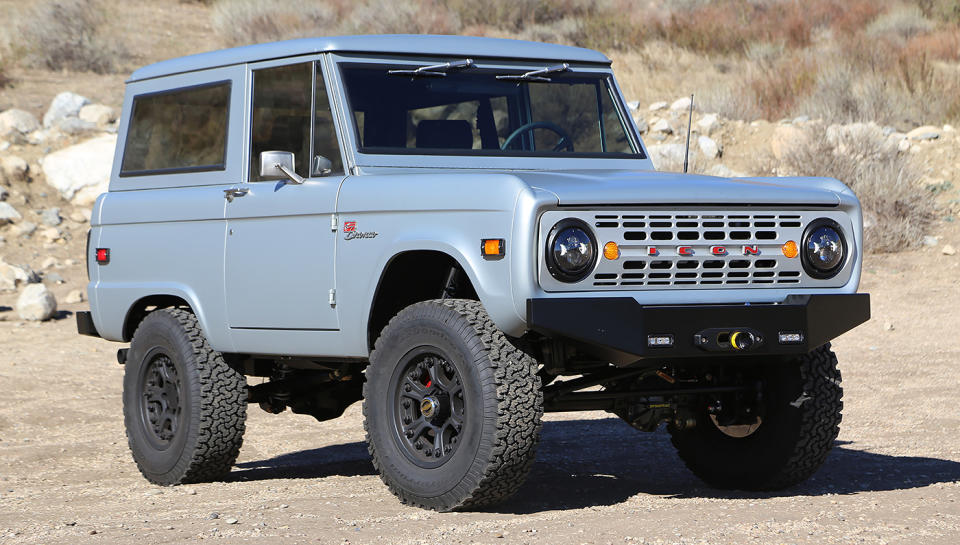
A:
[[120, 81, 231, 176]]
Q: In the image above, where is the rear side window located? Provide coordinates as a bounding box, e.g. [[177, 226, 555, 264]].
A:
[[120, 81, 230, 176]]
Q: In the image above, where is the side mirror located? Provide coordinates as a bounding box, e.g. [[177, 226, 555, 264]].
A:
[[312, 155, 333, 176], [259, 150, 304, 184]]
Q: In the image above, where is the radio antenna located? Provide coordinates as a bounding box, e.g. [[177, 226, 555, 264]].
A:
[[683, 94, 694, 174]]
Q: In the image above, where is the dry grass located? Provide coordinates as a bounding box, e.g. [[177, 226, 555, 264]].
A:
[[12, 0, 126, 74], [771, 126, 936, 251]]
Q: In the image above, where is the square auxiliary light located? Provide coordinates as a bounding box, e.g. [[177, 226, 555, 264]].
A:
[[647, 334, 674, 348], [778, 331, 804, 344]]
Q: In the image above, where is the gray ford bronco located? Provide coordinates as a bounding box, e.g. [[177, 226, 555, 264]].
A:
[[77, 35, 870, 511]]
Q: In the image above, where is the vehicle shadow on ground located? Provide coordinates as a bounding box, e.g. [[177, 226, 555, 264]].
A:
[[230, 417, 960, 513]]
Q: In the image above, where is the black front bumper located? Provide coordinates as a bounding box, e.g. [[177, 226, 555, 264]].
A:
[[527, 293, 870, 364]]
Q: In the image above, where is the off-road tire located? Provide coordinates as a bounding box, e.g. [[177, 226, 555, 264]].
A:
[[123, 308, 246, 485], [363, 299, 543, 511], [669, 344, 843, 490]]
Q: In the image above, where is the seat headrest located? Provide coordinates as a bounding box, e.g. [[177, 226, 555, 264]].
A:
[[416, 119, 473, 150]]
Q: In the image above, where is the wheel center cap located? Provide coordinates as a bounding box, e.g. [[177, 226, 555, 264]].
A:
[[420, 396, 439, 419]]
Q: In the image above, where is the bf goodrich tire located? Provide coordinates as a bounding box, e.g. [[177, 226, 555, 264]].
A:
[[363, 299, 543, 511], [123, 308, 246, 485], [669, 344, 843, 490]]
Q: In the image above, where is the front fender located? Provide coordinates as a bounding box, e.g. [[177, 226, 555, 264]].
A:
[[334, 172, 530, 355]]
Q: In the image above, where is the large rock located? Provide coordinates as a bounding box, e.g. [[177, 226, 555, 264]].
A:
[[0, 202, 22, 224], [697, 113, 719, 135], [16, 283, 57, 321], [0, 109, 41, 137], [698, 135, 720, 159], [0, 259, 40, 291], [0, 155, 29, 182], [43, 92, 91, 128], [670, 96, 693, 111], [41, 134, 117, 202], [770, 125, 808, 160], [906, 125, 940, 141], [648, 101, 668, 111], [646, 143, 690, 169], [57, 117, 98, 135], [78, 104, 117, 127], [651, 118, 673, 134]]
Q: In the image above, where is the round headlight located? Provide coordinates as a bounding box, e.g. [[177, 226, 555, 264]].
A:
[[546, 219, 597, 282], [802, 219, 846, 278]]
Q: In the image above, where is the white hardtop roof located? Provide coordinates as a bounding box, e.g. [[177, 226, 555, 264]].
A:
[[129, 34, 611, 82]]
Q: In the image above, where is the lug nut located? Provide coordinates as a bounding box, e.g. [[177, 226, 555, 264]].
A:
[[414, 441, 422, 450], [402, 400, 410, 409], [404, 384, 412, 392], [424, 449, 432, 457], [405, 430, 414, 438], [434, 448, 441, 457], [403, 416, 411, 424]]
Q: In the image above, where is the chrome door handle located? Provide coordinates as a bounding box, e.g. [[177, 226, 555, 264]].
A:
[[224, 187, 248, 202]]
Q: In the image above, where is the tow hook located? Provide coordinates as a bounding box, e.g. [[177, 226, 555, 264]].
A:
[[694, 328, 764, 352], [117, 348, 129, 365]]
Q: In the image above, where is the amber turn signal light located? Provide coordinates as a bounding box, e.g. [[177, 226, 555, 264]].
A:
[[481, 239, 505, 257], [603, 241, 620, 260], [781, 240, 799, 258]]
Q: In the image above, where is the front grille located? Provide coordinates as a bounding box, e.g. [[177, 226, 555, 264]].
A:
[[538, 209, 853, 292]]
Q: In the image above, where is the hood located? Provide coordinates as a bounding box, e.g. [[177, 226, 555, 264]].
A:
[[513, 170, 841, 207]]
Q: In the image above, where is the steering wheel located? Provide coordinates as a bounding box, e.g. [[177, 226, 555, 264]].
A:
[[501, 121, 574, 152]]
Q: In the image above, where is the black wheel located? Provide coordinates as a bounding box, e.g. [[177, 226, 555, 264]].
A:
[[669, 344, 843, 490], [123, 308, 246, 485], [364, 299, 542, 511]]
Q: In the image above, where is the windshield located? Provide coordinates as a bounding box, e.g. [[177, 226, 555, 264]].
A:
[[340, 63, 642, 159]]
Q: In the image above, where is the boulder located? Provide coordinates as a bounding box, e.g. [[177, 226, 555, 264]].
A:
[[0, 202, 22, 224], [41, 207, 62, 227], [770, 125, 808, 160], [78, 104, 117, 127], [0, 259, 40, 291], [651, 118, 673, 134], [906, 125, 940, 141], [41, 134, 117, 201], [0, 109, 41, 137], [648, 101, 668, 111], [41, 256, 59, 269], [670, 96, 692, 111], [13, 221, 37, 238], [944, 244, 957, 256], [43, 92, 90, 128], [697, 113, 719, 135], [626, 100, 640, 111], [0, 155, 29, 182], [70, 209, 91, 223], [646, 143, 689, 169], [65, 289, 84, 304], [57, 117, 98, 135], [697, 135, 720, 159], [632, 115, 648, 134], [16, 283, 57, 321]]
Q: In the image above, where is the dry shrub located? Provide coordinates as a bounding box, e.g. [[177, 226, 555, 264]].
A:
[[776, 127, 935, 252], [212, 0, 347, 46], [867, 5, 935, 40], [349, 0, 461, 35], [905, 27, 960, 60], [16, 0, 126, 73]]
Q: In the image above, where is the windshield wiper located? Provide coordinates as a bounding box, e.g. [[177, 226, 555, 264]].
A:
[[388, 58, 474, 78], [496, 63, 570, 83]]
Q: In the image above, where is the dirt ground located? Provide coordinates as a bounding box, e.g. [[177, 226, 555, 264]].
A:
[[1, 230, 959, 545]]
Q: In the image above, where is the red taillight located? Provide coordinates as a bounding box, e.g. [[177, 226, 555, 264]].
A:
[[95, 248, 110, 264]]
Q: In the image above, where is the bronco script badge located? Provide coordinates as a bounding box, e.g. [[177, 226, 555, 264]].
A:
[[343, 220, 378, 240]]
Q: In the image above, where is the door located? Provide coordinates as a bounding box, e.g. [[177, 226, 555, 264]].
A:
[[224, 61, 345, 331]]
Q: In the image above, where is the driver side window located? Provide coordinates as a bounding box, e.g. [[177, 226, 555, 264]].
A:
[[249, 61, 344, 181]]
